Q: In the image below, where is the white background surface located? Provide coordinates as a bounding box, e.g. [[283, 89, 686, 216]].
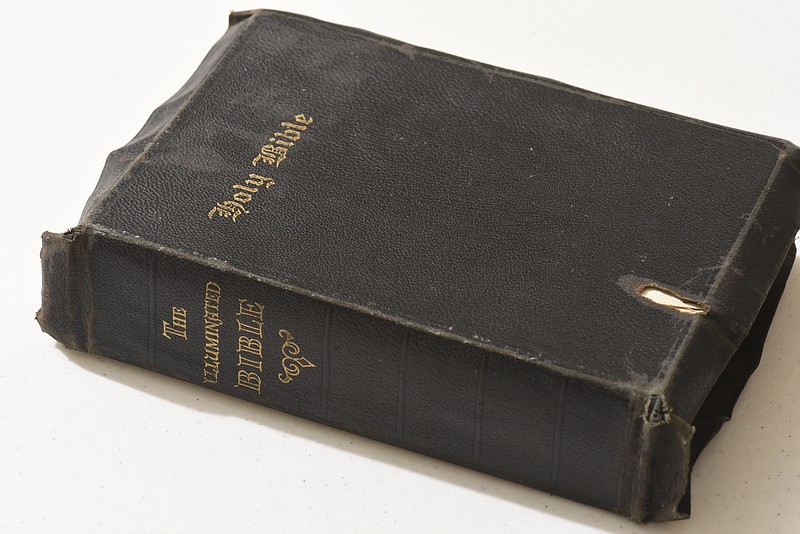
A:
[[2, 1, 799, 532]]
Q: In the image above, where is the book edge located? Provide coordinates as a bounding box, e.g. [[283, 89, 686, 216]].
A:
[[659, 144, 800, 418], [625, 147, 800, 521]]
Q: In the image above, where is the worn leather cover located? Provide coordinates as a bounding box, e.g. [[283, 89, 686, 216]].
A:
[[37, 10, 800, 521]]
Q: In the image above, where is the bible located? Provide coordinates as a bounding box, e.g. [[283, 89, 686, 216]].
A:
[[37, 10, 800, 521]]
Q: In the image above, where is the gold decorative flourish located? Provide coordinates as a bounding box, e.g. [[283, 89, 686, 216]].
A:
[[277, 329, 316, 384]]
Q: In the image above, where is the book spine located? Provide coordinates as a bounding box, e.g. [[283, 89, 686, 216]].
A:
[[37, 226, 641, 517]]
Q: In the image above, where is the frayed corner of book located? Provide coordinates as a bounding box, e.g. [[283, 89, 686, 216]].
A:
[[630, 395, 694, 523], [37, 228, 88, 352]]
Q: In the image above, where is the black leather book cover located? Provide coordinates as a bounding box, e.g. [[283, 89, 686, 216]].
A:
[[37, 10, 800, 521]]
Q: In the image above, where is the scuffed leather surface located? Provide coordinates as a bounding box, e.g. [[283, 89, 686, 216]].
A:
[[39, 10, 800, 521], [83, 11, 800, 396]]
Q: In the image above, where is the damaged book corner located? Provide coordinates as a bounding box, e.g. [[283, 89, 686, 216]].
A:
[[37, 10, 800, 522]]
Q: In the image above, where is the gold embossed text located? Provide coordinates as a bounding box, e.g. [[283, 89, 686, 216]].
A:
[[234, 299, 265, 394], [202, 281, 222, 384], [162, 306, 188, 340], [208, 113, 314, 222]]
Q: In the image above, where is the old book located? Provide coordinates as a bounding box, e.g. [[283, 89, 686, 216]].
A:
[[37, 10, 800, 522]]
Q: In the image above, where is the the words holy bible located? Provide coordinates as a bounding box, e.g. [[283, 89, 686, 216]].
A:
[[37, 10, 800, 521]]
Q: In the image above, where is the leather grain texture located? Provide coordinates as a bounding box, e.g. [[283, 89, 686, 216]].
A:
[[37, 10, 800, 521]]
